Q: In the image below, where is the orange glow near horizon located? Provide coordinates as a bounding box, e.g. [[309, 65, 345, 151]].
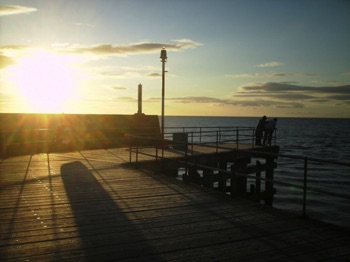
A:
[[7, 50, 82, 113]]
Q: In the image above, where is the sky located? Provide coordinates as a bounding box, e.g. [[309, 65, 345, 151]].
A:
[[1, 0, 350, 118]]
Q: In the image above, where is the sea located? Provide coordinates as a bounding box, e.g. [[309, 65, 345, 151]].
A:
[[162, 116, 350, 229]]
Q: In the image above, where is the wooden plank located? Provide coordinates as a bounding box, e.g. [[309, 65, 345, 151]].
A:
[[1, 148, 349, 261]]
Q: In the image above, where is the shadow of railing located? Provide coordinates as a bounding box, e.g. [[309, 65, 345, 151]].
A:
[[60, 161, 162, 261]]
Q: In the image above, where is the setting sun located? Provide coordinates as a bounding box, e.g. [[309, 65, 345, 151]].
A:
[[9, 50, 80, 112]]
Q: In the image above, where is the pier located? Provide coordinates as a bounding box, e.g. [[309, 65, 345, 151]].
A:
[[1, 147, 350, 261], [1, 113, 350, 261]]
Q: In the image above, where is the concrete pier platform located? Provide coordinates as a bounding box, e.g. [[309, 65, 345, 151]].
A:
[[1, 148, 349, 261]]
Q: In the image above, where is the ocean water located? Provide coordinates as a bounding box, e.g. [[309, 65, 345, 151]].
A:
[[163, 116, 350, 228]]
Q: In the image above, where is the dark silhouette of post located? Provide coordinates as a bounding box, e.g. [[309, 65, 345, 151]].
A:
[[160, 48, 167, 137]]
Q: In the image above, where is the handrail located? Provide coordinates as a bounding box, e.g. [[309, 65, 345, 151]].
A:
[[126, 132, 350, 228], [1, 124, 349, 227], [163, 126, 272, 147], [0, 124, 273, 157]]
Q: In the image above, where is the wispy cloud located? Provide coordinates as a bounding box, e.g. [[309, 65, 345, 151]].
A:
[[98, 71, 162, 79], [138, 95, 305, 109], [147, 72, 161, 77], [226, 73, 319, 78], [235, 82, 350, 107], [239, 82, 350, 94], [58, 39, 202, 56], [257, 61, 284, 68], [0, 5, 37, 16], [0, 55, 15, 69], [111, 86, 127, 90], [167, 96, 230, 104], [0, 39, 202, 57], [115, 97, 137, 102], [0, 40, 201, 71], [130, 83, 350, 110]]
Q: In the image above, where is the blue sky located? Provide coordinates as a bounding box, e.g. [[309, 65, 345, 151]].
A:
[[1, 0, 350, 117]]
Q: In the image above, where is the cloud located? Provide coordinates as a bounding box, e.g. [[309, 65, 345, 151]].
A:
[[0, 46, 41, 69], [0, 45, 30, 54], [111, 86, 126, 90], [234, 92, 315, 100], [1, 40, 201, 58], [0, 5, 37, 16], [167, 96, 230, 104], [240, 82, 350, 94], [99, 72, 124, 78], [226, 73, 319, 78], [147, 72, 161, 77], [115, 97, 137, 102], [147, 83, 350, 110], [327, 95, 350, 100], [121, 65, 159, 71], [99, 71, 159, 79], [0, 55, 15, 69], [59, 39, 202, 56], [142, 95, 305, 109], [116, 82, 350, 111], [257, 61, 284, 68], [0, 39, 201, 71], [236, 82, 350, 105]]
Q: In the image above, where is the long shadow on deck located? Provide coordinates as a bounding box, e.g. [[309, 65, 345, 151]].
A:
[[61, 161, 161, 261]]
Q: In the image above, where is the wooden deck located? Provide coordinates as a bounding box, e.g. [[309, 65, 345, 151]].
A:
[[1, 148, 349, 261]]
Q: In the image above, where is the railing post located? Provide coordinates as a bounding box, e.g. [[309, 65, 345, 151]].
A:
[[129, 135, 132, 163], [155, 142, 158, 161], [216, 131, 219, 153], [256, 160, 261, 199], [185, 141, 188, 177], [252, 129, 255, 148], [265, 156, 275, 206], [1, 131, 6, 159], [236, 128, 239, 148], [162, 138, 164, 158], [136, 142, 139, 164], [190, 132, 194, 155], [302, 156, 308, 218], [199, 128, 202, 144]]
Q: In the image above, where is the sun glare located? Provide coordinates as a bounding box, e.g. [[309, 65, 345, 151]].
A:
[[10, 50, 81, 113]]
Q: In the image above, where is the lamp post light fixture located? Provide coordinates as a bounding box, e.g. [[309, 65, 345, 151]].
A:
[[160, 47, 167, 137]]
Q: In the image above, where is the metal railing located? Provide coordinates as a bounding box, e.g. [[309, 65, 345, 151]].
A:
[[1, 125, 276, 158], [164, 126, 273, 146], [127, 126, 273, 161], [127, 131, 350, 228], [4, 125, 348, 227]]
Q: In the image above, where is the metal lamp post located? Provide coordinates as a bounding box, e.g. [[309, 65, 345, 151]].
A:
[[160, 48, 167, 137]]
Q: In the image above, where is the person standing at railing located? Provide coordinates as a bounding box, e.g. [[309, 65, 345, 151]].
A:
[[263, 118, 278, 146], [255, 115, 267, 145]]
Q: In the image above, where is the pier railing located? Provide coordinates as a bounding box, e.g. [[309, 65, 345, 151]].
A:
[[3, 125, 348, 227], [164, 126, 276, 146], [127, 131, 350, 228], [1, 125, 275, 157], [272, 153, 350, 226]]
